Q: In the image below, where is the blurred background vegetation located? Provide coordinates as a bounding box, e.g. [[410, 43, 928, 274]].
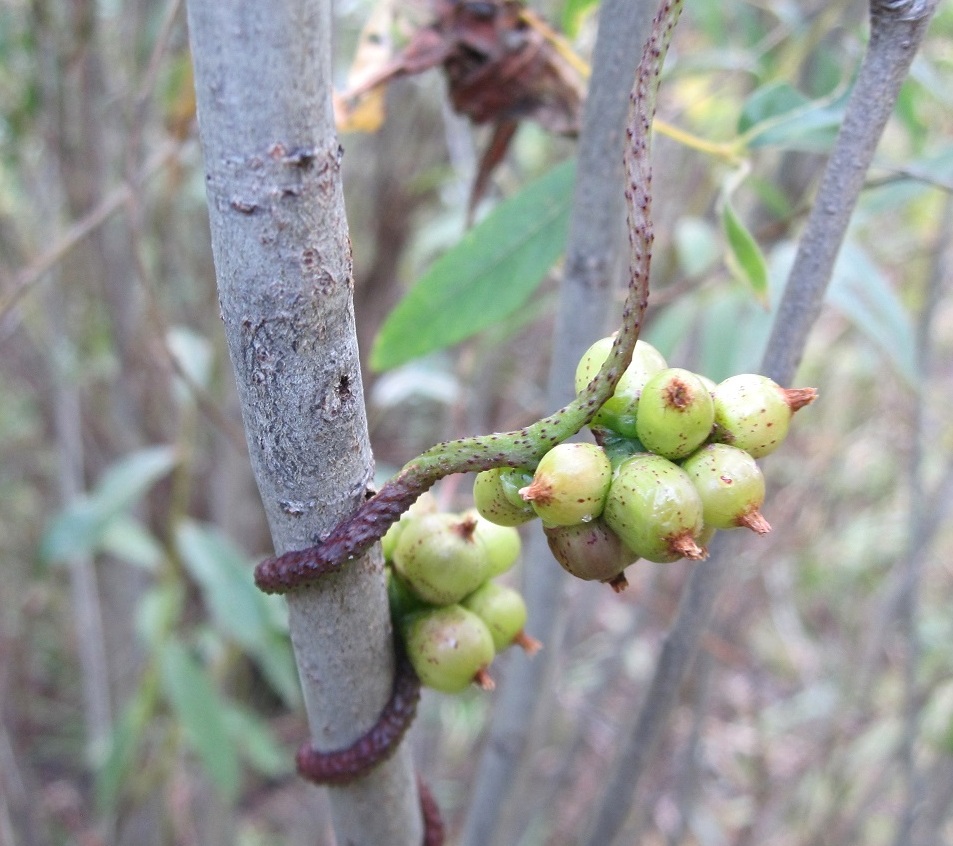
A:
[[1, 0, 952, 843]]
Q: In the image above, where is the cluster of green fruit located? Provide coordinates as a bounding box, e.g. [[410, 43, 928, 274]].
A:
[[384, 497, 540, 694], [473, 335, 817, 592]]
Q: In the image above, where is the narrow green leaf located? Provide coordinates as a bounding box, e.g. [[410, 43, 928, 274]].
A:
[[176, 520, 301, 708], [96, 687, 154, 812], [99, 516, 165, 570], [371, 159, 575, 371], [722, 201, 769, 304], [158, 638, 240, 802], [739, 81, 847, 152], [223, 704, 293, 778], [40, 445, 178, 564]]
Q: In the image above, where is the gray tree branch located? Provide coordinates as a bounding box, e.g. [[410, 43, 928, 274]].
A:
[[582, 1, 939, 843], [458, 2, 659, 843], [185, 1, 421, 842]]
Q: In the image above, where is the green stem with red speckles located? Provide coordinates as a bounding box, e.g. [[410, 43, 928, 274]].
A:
[[254, 0, 684, 595]]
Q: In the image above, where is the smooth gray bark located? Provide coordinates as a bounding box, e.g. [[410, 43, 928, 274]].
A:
[[186, 1, 421, 843], [459, 2, 659, 844]]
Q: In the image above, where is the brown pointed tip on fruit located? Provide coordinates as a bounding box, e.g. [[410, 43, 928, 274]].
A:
[[783, 386, 818, 412], [738, 509, 771, 535], [454, 514, 478, 542], [514, 631, 543, 655], [606, 572, 629, 593], [473, 668, 496, 691], [669, 531, 707, 561]]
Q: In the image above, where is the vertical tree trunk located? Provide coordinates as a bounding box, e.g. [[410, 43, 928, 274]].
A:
[[185, 1, 422, 842]]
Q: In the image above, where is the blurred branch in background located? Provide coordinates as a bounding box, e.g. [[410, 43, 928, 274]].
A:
[[581, 1, 940, 843], [459, 1, 659, 841]]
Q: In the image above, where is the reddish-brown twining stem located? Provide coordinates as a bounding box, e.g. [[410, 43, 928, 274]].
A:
[[254, 0, 682, 596], [295, 648, 421, 785]]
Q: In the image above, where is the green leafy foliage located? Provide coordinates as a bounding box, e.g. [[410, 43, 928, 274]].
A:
[[40, 445, 178, 565], [738, 80, 847, 152], [158, 638, 241, 802], [371, 160, 575, 370], [176, 520, 301, 708], [721, 199, 769, 304]]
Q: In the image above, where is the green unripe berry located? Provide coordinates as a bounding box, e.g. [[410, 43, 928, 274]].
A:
[[462, 581, 540, 653], [473, 467, 536, 527], [636, 368, 714, 460], [462, 509, 522, 577], [575, 336, 667, 438], [681, 444, 771, 534], [393, 513, 491, 605], [543, 518, 636, 591], [380, 492, 438, 561], [520, 442, 612, 526], [404, 605, 496, 693], [603, 453, 706, 563], [710, 374, 817, 458]]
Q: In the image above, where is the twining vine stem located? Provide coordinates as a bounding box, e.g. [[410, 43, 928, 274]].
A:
[[254, 0, 683, 597], [252, 3, 684, 845]]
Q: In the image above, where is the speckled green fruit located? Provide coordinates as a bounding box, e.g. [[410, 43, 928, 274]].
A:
[[575, 336, 667, 438], [393, 513, 491, 605], [681, 444, 771, 534], [459, 509, 521, 577], [462, 581, 538, 653], [603, 453, 706, 563], [404, 605, 496, 693], [380, 492, 438, 561], [544, 518, 636, 590], [473, 467, 536, 527], [710, 375, 817, 458], [520, 442, 612, 526], [636, 368, 714, 460]]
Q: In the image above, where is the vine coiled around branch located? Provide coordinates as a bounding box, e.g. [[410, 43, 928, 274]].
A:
[[253, 0, 682, 597], [252, 1, 684, 842]]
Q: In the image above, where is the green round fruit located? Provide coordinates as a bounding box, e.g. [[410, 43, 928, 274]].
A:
[[520, 442, 612, 526], [380, 492, 438, 561], [393, 513, 491, 605], [603, 453, 706, 563], [710, 374, 817, 458], [543, 517, 636, 588], [461, 581, 536, 653], [575, 336, 667, 438], [404, 605, 496, 693], [462, 509, 522, 577], [473, 467, 536, 527], [636, 368, 714, 460], [681, 444, 771, 533]]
